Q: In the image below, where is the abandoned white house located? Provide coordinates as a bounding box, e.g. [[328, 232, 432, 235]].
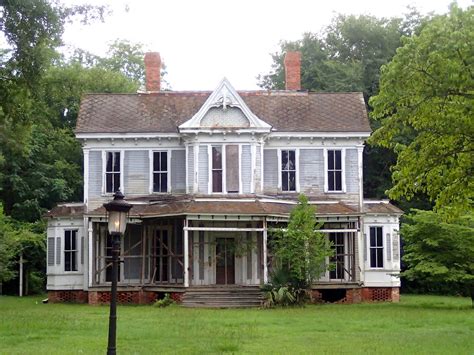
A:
[[45, 52, 402, 306]]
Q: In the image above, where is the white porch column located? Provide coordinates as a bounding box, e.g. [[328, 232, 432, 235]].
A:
[[184, 217, 189, 287], [357, 217, 365, 283], [263, 218, 268, 284], [88, 219, 94, 287]]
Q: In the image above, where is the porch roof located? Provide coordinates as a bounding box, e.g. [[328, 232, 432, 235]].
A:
[[86, 195, 360, 218]]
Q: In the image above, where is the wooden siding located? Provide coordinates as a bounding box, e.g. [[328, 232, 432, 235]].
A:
[[171, 150, 186, 193], [198, 145, 209, 193], [345, 148, 359, 193], [263, 149, 278, 193], [187, 146, 194, 192], [255, 146, 262, 193], [88, 151, 102, 197], [124, 150, 149, 195], [300, 149, 324, 194], [241, 145, 252, 193]]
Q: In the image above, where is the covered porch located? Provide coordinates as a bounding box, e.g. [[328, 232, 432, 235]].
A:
[[87, 197, 361, 290]]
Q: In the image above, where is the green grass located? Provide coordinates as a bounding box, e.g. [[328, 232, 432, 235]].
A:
[[0, 295, 472, 354]]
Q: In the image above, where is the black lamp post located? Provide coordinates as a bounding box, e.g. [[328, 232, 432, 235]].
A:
[[103, 191, 132, 355]]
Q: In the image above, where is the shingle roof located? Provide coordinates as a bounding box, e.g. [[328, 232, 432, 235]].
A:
[[44, 203, 85, 218], [85, 195, 360, 218], [363, 201, 403, 215], [76, 91, 371, 134]]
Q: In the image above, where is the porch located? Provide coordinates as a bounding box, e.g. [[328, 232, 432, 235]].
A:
[[88, 213, 360, 289]]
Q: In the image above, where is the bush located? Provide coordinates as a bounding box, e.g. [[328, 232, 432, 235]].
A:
[[153, 293, 175, 308]]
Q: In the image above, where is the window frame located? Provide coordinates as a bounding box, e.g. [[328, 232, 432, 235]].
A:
[[324, 148, 346, 193], [151, 150, 169, 193], [208, 144, 241, 194], [369, 226, 384, 269], [64, 229, 78, 272], [102, 150, 124, 195], [277, 148, 299, 193]]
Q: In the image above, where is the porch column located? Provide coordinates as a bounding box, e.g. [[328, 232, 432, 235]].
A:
[[184, 217, 189, 287], [88, 219, 94, 287], [263, 218, 268, 284]]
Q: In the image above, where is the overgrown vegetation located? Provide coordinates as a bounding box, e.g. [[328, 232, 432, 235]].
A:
[[264, 195, 333, 306]]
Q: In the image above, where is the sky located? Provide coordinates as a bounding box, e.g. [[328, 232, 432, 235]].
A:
[[60, 0, 472, 90]]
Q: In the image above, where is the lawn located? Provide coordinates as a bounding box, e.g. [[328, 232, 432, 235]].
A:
[[0, 295, 472, 354]]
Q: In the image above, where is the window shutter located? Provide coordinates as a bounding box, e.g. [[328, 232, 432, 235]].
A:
[[363, 233, 367, 261], [392, 232, 400, 261], [47, 238, 55, 266], [81, 236, 84, 265], [386, 233, 392, 261], [56, 237, 61, 265]]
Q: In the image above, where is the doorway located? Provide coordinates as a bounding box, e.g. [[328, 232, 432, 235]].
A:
[[215, 238, 235, 285]]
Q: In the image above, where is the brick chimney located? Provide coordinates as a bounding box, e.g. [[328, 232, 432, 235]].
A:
[[284, 51, 301, 90], [144, 52, 161, 92]]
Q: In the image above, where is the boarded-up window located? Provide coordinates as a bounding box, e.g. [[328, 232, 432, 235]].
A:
[[47, 238, 55, 266], [226, 145, 239, 193]]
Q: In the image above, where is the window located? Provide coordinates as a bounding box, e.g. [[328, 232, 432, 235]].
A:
[[327, 150, 342, 192], [105, 152, 121, 193], [64, 230, 78, 272], [212, 146, 223, 192], [369, 226, 384, 268], [281, 150, 296, 191], [153, 151, 168, 192], [211, 145, 240, 193]]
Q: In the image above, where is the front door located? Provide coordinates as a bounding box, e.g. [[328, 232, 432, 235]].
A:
[[216, 238, 235, 285]]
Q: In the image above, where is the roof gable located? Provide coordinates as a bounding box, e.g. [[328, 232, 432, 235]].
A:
[[178, 78, 271, 132]]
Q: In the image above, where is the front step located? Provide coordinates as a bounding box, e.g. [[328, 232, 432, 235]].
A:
[[182, 286, 264, 308]]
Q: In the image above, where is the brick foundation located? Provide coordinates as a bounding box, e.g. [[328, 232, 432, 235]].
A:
[[48, 290, 88, 303], [311, 287, 399, 304], [87, 290, 158, 305]]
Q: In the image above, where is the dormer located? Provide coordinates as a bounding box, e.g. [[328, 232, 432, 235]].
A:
[[178, 78, 271, 136]]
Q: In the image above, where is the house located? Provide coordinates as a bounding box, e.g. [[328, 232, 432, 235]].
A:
[[45, 52, 402, 306]]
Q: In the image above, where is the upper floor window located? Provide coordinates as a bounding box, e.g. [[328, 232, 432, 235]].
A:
[[153, 151, 168, 193], [105, 152, 120, 193], [369, 226, 384, 268], [327, 150, 342, 192], [212, 146, 223, 192], [211, 145, 239, 193], [281, 150, 296, 192], [64, 230, 78, 272]]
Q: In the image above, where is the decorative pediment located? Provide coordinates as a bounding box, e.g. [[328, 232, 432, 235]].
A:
[[179, 78, 271, 132]]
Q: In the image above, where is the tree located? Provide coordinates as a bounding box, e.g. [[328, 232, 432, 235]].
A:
[[369, 5, 474, 214], [270, 195, 333, 286], [258, 11, 428, 200], [401, 210, 474, 305]]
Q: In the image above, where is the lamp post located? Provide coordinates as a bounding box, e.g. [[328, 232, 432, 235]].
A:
[[103, 191, 132, 355]]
